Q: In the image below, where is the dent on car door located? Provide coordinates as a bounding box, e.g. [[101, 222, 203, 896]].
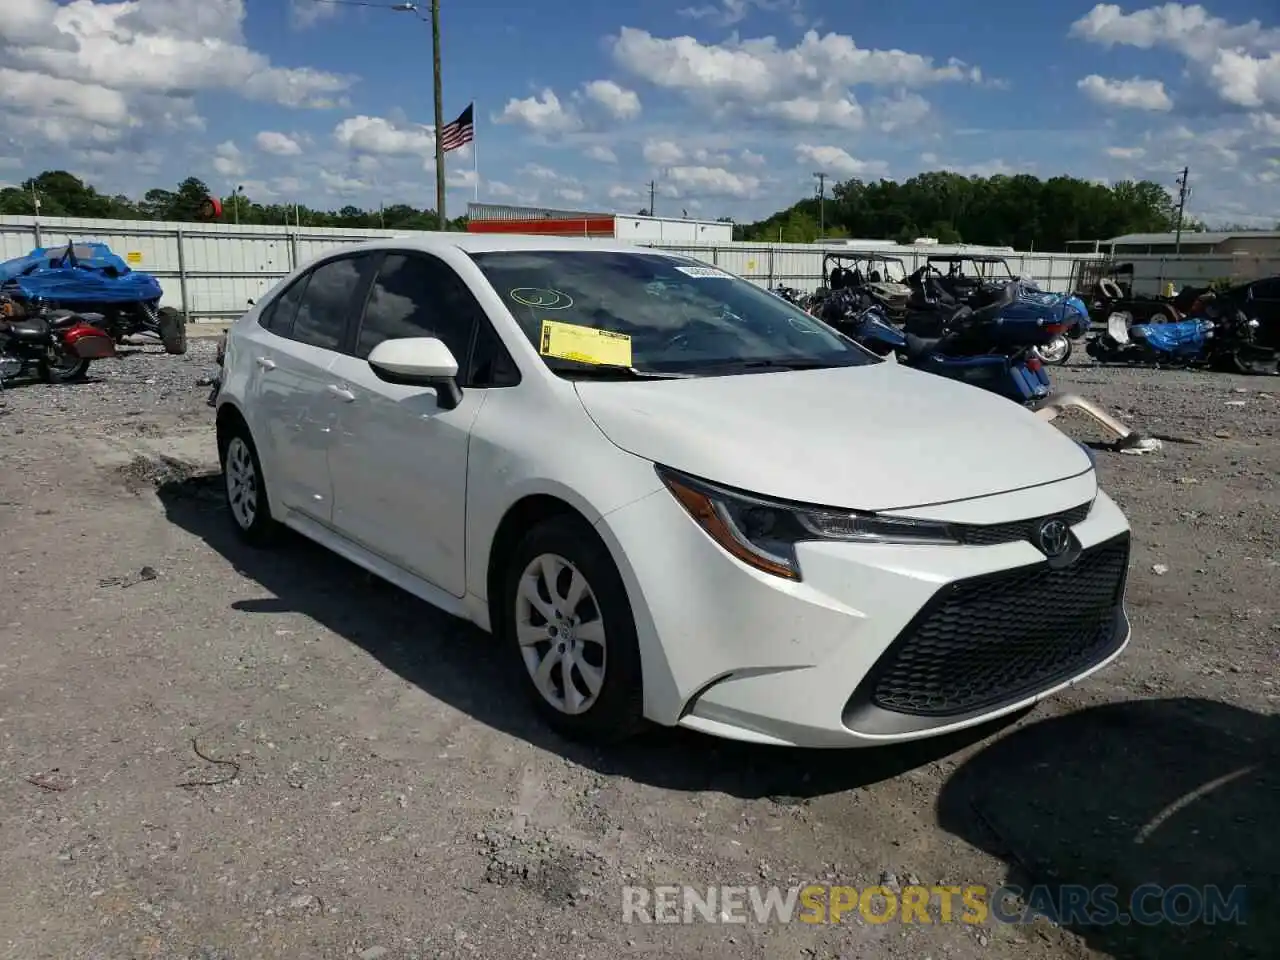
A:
[[326, 251, 493, 597], [268, 253, 377, 521]]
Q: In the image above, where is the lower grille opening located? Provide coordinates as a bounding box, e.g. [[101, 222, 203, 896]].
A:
[[847, 534, 1130, 721]]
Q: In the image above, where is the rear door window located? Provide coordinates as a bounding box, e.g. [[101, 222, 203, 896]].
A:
[[259, 274, 310, 337], [290, 254, 376, 352]]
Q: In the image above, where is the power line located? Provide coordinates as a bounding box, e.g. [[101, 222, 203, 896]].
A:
[[301, 0, 428, 17]]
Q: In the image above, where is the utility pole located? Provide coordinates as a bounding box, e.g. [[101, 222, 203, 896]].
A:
[[430, 0, 446, 230], [647, 180, 656, 217], [813, 171, 828, 240], [1174, 166, 1191, 254]]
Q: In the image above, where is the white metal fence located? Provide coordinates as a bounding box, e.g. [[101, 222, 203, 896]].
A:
[[3, 214, 1271, 322]]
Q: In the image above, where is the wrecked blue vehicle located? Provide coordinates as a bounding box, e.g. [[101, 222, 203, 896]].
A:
[[0, 241, 187, 354]]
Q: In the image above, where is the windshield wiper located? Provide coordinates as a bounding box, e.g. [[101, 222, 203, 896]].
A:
[[688, 358, 841, 373], [546, 361, 697, 380]]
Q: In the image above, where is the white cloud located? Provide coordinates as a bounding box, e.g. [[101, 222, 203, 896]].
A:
[[556, 187, 588, 203], [0, 0, 353, 111], [740, 149, 766, 166], [1078, 74, 1173, 111], [609, 185, 641, 200], [333, 116, 433, 156], [213, 140, 246, 178], [678, 0, 810, 29], [495, 89, 581, 133], [320, 170, 366, 194], [289, 0, 339, 29], [643, 139, 685, 165], [581, 79, 642, 120], [522, 163, 565, 182], [585, 145, 618, 163], [665, 165, 761, 198], [611, 27, 977, 133], [1070, 4, 1280, 110], [0, 66, 130, 126], [612, 27, 980, 97], [872, 92, 931, 132], [1105, 145, 1146, 159], [794, 144, 886, 178], [255, 131, 302, 156], [447, 168, 478, 190], [1253, 112, 1280, 137]]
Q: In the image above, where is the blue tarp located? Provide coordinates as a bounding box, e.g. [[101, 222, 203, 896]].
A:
[[0, 242, 163, 305]]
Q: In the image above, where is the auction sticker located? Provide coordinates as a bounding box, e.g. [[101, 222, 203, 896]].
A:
[[539, 319, 632, 367], [674, 265, 730, 279]]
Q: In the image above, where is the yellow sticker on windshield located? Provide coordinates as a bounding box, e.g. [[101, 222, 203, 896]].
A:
[[539, 319, 632, 367]]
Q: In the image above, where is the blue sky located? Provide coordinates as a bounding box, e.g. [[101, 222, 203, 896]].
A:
[[1, 0, 1277, 226]]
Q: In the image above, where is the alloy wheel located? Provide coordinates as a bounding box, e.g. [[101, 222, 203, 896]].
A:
[[514, 553, 607, 715], [225, 436, 258, 530]]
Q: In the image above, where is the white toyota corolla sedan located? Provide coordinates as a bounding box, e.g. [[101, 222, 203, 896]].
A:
[[212, 235, 1132, 748]]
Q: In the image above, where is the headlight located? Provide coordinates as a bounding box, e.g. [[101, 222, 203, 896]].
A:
[[657, 466, 960, 580]]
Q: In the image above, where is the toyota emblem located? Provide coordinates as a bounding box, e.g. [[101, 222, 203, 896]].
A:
[[1036, 518, 1071, 558]]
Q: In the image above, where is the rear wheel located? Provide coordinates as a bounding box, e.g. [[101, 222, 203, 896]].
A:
[[501, 515, 645, 743], [40, 353, 90, 383], [158, 306, 188, 355], [220, 427, 278, 546]]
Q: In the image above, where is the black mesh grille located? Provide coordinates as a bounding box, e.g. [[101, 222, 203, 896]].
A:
[[853, 534, 1129, 718], [957, 500, 1093, 547]]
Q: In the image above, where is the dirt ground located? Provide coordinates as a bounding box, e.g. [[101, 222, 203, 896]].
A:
[[0, 337, 1276, 960]]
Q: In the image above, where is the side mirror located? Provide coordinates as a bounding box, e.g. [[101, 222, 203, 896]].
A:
[[247, 298, 255, 306], [367, 337, 462, 409]]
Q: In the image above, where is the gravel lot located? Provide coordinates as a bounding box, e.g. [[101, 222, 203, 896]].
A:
[[0, 336, 1276, 960]]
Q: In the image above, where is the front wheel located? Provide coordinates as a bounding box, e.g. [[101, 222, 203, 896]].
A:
[[501, 516, 645, 743], [1035, 335, 1072, 365], [158, 306, 188, 355]]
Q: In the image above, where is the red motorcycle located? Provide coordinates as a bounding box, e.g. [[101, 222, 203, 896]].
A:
[[0, 302, 116, 386]]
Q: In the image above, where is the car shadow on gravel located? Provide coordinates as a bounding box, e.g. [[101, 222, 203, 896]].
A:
[[937, 696, 1279, 960], [157, 472, 1021, 801]]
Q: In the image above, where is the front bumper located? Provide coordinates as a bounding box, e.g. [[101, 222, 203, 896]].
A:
[[596, 478, 1131, 748]]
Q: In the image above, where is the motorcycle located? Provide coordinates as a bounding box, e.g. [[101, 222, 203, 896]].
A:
[[1085, 296, 1276, 374], [822, 285, 1059, 405], [905, 266, 1088, 366], [0, 302, 117, 388]]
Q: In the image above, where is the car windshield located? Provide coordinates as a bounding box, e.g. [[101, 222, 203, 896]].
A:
[[467, 250, 877, 378]]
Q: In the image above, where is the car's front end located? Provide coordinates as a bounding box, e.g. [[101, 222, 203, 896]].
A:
[[596, 460, 1129, 748]]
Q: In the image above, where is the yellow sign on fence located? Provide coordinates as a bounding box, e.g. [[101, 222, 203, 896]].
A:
[[126, 251, 143, 265]]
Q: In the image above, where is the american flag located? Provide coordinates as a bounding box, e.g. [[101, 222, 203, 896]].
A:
[[439, 103, 474, 152]]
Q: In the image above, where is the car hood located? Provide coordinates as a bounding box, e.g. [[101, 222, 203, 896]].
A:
[[574, 363, 1093, 512]]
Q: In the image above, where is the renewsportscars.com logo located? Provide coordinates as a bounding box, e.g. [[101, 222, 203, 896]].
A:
[[621, 883, 1248, 927]]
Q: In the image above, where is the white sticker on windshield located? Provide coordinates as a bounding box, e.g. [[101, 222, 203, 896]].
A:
[[674, 265, 731, 279]]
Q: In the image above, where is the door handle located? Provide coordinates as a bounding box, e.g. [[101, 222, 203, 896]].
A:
[[327, 384, 356, 402], [255, 356, 276, 370]]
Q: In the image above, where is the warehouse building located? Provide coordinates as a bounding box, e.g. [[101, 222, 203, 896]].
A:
[[465, 202, 734, 244], [1102, 230, 1280, 257]]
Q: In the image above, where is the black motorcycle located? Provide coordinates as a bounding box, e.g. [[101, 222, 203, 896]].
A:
[[0, 305, 117, 387]]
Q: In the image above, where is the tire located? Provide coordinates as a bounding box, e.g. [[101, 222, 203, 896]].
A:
[[1149, 304, 1178, 324], [41, 356, 91, 383], [1035, 335, 1072, 365], [219, 425, 278, 546], [158, 306, 188, 355], [500, 515, 645, 743]]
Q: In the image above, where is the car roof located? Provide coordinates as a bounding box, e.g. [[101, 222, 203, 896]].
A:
[[319, 234, 677, 258]]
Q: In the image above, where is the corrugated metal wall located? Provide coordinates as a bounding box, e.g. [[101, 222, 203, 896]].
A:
[[9, 213, 1255, 321]]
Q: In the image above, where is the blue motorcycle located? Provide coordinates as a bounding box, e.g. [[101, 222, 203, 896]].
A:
[[906, 265, 1089, 366], [1085, 296, 1275, 373], [822, 284, 1061, 405]]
